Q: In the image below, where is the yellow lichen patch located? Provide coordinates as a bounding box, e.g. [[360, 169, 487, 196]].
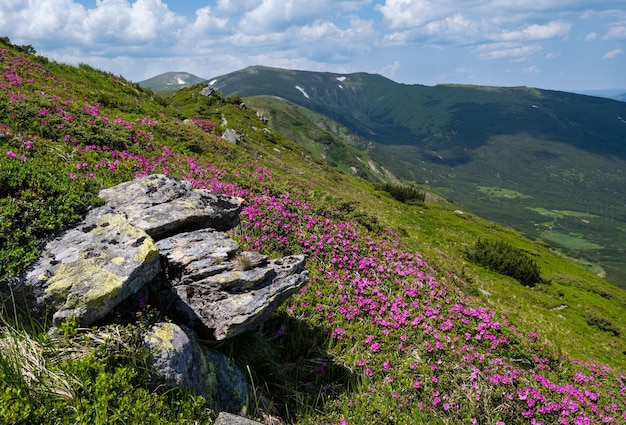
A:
[[93, 211, 145, 238], [92, 211, 159, 263], [45, 260, 124, 309], [111, 257, 126, 266], [136, 236, 159, 263], [82, 271, 126, 309], [145, 323, 178, 351]]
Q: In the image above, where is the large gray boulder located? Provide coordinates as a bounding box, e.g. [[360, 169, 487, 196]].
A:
[[158, 229, 308, 340], [99, 174, 243, 238], [13, 206, 160, 326], [144, 322, 248, 415]]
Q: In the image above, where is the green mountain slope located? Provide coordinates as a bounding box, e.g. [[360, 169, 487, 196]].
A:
[[207, 66, 626, 288], [2, 39, 626, 424]]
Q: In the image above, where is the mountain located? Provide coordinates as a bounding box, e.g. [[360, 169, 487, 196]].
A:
[[206, 65, 626, 288], [2, 38, 626, 424], [577, 89, 626, 102], [138, 71, 205, 93]]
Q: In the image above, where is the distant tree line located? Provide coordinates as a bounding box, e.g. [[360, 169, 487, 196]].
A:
[[466, 239, 543, 287], [377, 183, 425, 204]]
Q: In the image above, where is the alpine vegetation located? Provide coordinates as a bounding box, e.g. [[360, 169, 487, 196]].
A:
[[1, 37, 625, 425]]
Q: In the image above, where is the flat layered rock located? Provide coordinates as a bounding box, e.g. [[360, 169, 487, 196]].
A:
[[159, 230, 308, 339], [99, 174, 243, 239]]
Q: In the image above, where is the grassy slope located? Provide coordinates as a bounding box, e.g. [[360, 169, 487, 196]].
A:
[[1, 41, 625, 424]]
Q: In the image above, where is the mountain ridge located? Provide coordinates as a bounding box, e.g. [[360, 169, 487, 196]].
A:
[[193, 65, 626, 288]]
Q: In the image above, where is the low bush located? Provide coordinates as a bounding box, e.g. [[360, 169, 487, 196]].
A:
[[377, 182, 425, 204], [466, 238, 543, 286]]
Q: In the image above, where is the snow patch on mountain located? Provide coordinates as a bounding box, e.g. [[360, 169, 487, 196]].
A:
[[295, 85, 310, 99]]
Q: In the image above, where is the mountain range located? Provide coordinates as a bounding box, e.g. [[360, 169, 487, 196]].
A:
[[141, 66, 626, 288]]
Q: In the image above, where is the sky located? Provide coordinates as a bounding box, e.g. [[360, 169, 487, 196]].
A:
[[1, 0, 625, 92]]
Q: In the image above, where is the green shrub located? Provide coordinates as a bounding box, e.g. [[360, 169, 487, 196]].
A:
[[0, 155, 101, 279], [466, 239, 543, 286], [583, 311, 620, 336], [377, 183, 425, 204]]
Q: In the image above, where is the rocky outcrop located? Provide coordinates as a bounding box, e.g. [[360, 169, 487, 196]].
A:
[[11, 174, 307, 334], [158, 231, 307, 338], [221, 128, 242, 145], [7, 174, 309, 416], [214, 412, 262, 425]]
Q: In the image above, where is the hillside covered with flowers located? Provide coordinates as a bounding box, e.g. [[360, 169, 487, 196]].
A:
[[1, 38, 625, 424]]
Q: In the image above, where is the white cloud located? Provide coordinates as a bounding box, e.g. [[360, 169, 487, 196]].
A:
[[604, 26, 626, 40], [376, 0, 443, 29], [1, 0, 185, 49], [602, 48, 622, 59], [239, 0, 369, 34], [494, 20, 571, 42], [184, 6, 230, 38], [215, 0, 260, 14], [0, 0, 87, 41], [476, 43, 543, 60], [1, 0, 625, 89], [521, 64, 540, 74], [378, 60, 402, 78], [423, 14, 478, 43]]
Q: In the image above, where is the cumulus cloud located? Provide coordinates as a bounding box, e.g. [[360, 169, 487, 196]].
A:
[[81, 0, 183, 45], [239, 0, 369, 34], [376, 0, 447, 29], [378, 60, 402, 78], [1, 0, 185, 50], [0, 0, 624, 88], [184, 6, 230, 39]]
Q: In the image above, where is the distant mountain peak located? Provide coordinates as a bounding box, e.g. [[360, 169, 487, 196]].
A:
[[138, 72, 206, 92]]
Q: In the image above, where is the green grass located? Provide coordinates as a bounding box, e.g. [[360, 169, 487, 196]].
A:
[[478, 186, 532, 199], [529, 208, 598, 219], [540, 231, 605, 250]]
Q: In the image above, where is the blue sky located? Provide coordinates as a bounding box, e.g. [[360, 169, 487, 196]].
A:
[[1, 0, 624, 92]]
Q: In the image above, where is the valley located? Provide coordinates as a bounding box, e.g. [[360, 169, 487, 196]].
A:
[[175, 66, 626, 288]]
